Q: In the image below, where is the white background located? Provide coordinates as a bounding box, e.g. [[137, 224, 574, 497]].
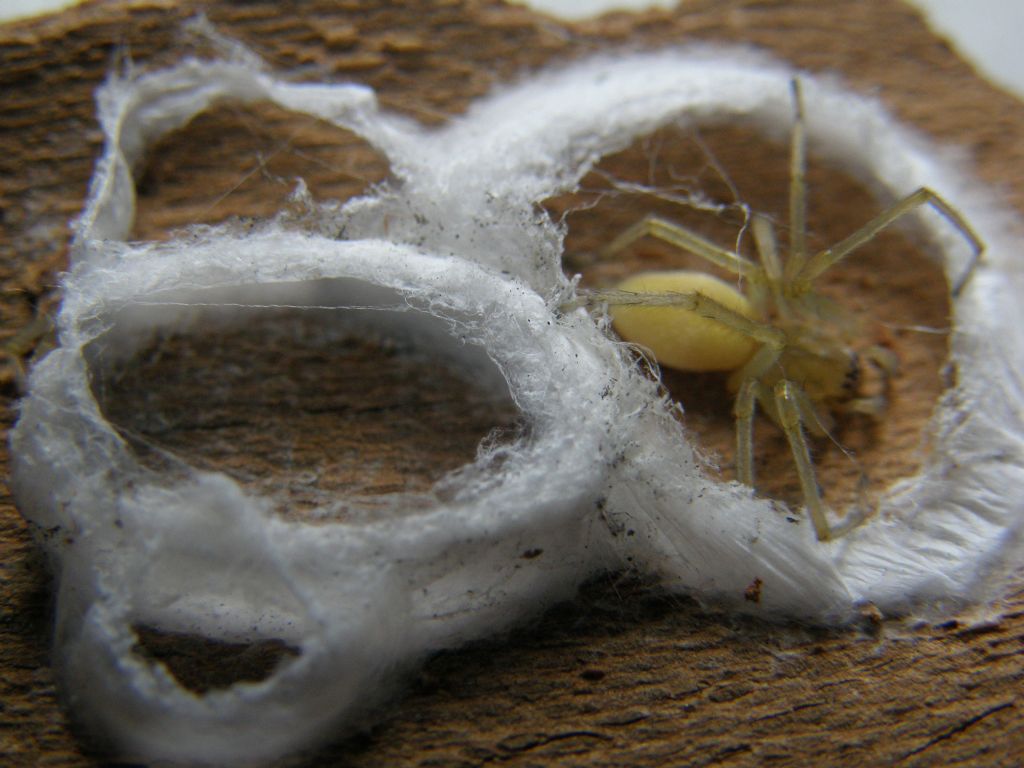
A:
[[2, 0, 1022, 100]]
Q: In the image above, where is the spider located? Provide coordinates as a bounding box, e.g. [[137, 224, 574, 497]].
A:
[[584, 81, 982, 541]]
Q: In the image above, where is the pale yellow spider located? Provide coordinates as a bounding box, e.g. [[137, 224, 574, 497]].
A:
[[590, 81, 982, 541]]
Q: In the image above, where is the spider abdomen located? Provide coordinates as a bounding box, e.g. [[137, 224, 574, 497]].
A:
[[611, 270, 758, 372]]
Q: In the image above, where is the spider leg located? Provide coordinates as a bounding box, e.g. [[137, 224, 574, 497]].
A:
[[837, 344, 900, 416], [604, 213, 760, 279], [864, 344, 900, 377], [750, 214, 790, 318], [797, 187, 983, 296], [785, 79, 809, 281], [599, 287, 786, 348], [730, 342, 785, 489], [774, 379, 870, 541], [733, 378, 758, 487], [839, 395, 887, 417], [773, 379, 834, 541]]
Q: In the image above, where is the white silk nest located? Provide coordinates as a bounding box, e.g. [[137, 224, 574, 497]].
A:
[[9, 36, 1024, 767]]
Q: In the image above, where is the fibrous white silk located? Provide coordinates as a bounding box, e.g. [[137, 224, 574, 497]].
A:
[[10, 40, 1024, 766]]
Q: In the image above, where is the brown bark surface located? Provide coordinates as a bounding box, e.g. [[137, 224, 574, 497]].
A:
[[2, 0, 1024, 766]]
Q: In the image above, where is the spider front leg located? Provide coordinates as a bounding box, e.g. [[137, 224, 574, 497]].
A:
[[773, 379, 829, 541], [797, 187, 984, 296], [773, 379, 866, 541], [838, 345, 901, 417]]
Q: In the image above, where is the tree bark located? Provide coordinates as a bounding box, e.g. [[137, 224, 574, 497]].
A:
[[2, 0, 1023, 765]]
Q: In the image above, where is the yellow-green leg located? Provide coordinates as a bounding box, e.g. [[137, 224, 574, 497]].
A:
[[798, 187, 984, 296], [774, 379, 833, 541], [603, 213, 760, 279], [733, 378, 758, 488], [785, 79, 809, 282], [773, 379, 869, 541]]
